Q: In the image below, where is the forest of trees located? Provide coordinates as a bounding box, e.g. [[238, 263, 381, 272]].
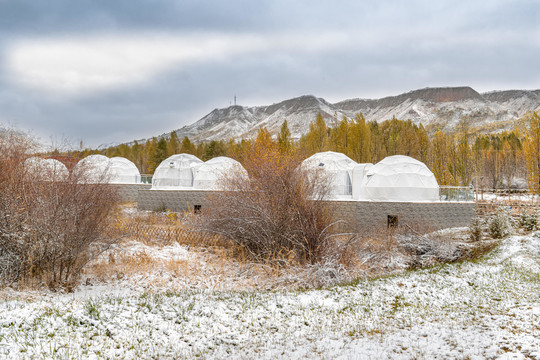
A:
[[59, 112, 540, 192]]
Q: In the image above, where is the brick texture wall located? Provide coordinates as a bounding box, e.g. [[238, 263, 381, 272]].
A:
[[110, 184, 152, 202], [137, 190, 476, 233], [327, 200, 476, 233], [138, 189, 212, 212]]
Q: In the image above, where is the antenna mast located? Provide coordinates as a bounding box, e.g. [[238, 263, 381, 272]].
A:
[[234, 95, 237, 106]]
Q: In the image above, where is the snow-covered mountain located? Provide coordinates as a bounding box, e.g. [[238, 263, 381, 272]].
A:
[[173, 87, 540, 141]]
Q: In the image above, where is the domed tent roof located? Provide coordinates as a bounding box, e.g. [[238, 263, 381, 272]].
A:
[[359, 155, 439, 202], [193, 156, 247, 190], [352, 163, 373, 200], [152, 154, 203, 189], [73, 154, 111, 183], [302, 151, 357, 196], [24, 157, 69, 181], [109, 157, 141, 184]]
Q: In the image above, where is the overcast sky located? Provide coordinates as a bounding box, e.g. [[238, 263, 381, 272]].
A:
[[0, 0, 538, 148]]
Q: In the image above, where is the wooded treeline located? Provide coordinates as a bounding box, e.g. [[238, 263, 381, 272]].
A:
[[60, 112, 540, 192]]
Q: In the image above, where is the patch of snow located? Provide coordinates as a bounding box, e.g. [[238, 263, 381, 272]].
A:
[[1, 234, 538, 359]]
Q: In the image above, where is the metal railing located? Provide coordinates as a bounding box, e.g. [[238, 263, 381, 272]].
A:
[[140, 174, 153, 184], [439, 186, 475, 202]]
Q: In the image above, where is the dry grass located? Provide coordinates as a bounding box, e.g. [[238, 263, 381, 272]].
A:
[[82, 206, 499, 291], [84, 208, 276, 290]]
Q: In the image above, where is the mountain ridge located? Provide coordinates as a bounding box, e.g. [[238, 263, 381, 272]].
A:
[[171, 86, 540, 142]]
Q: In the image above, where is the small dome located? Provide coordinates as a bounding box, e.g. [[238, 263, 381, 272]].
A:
[[302, 151, 357, 196], [109, 157, 141, 184], [73, 155, 112, 183], [193, 156, 247, 190], [152, 154, 203, 189], [24, 157, 69, 181], [359, 155, 439, 202]]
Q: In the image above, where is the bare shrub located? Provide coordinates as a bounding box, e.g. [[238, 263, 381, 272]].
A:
[[0, 130, 120, 289], [395, 225, 500, 268], [191, 135, 336, 265]]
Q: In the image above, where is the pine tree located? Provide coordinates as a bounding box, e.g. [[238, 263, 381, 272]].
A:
[[302, 113, 328, 154], [131, 140, 143, 172], [431, 130, 453, 185], [329, 116, 349, 155], [180, 136, 196, 155], [416, 124, 430, 165], [454, 132, 472, 186], [144, 138, 157, 173], [148, 137, 168, 173], [168, 132, 180, 156], [277, 120, 293, 155], [369, 121, 386, 163], [203, 140, 226, 161], [255, 127, 275, 151], [524, 112, 540, 193], [349, 114, 371, 163]]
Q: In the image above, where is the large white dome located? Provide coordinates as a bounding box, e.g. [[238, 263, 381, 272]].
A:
[[152, 154, 203, 189], [109, 157, 141, 184], [359, 155, 439, 202], [302, 151, 357, 196], [24, 157, 69, 181], [193, 156, 247, 190]]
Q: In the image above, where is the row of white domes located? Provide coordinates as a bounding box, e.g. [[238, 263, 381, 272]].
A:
[[25, 152, 440, 201], [24, 155, 140, 184], [24, 154, 246, 190], [153, 152, 439, 202]]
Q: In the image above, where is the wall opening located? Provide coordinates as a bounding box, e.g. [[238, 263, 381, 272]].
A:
[[387, 215, 398, 228], [194, 205, 202, 214]]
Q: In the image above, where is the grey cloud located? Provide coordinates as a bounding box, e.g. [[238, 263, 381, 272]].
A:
[[0, 0, 538, 146]]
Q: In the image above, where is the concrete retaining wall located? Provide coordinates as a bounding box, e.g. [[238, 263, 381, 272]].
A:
[[110, 183, 152, 202], [137, 189, 476, 233], [138, 189, 213, 212], [327, 200, 476, 233]]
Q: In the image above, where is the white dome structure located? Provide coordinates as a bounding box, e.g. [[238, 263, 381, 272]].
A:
[[302, 151, 357, 196], [193, 156, 247, 190], [359, 155, 439, 202], [24, 157, 69, 181], [73, 154, 111, 183], [352, 163, 373, 200], [109, 157, 141, 184], [152, 154, 203, 189]]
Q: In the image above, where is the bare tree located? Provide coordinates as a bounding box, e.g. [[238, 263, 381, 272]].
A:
[[0, 130, 120, 288], [192, 138, 337, 265]]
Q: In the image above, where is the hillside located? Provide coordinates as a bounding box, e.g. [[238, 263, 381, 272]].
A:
[[172, 87, 540, 141]]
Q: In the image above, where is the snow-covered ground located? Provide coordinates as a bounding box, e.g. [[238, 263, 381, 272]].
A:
[[478, 192, 537, 203], [0, 231, 538, 359]]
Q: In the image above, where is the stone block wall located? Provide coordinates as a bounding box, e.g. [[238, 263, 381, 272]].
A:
[[137, 189, 476, 233], [327, 200, 476, 233], [110, 184, 152, 202], [138, 189, 213, 212]]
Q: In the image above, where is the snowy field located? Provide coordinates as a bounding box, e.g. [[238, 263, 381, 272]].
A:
[[477, 191, 538, 204], [0, 232, 539, 359]]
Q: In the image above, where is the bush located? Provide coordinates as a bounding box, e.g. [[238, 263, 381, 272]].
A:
[[519, 210, 539, 231], [0, 131, 119, 288], [192, 131, 336, 265], [469, 217, 483, 242], [488, 208, 514, 239]]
